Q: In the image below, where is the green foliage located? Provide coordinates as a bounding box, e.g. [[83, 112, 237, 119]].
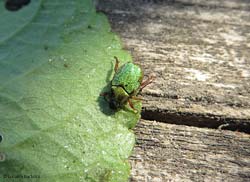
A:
[[0, 0, 141, 181]]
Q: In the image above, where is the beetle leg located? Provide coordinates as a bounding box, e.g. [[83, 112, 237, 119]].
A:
[[100, 92, 110, 102], [114, 56, 119, 72], [100, 92, 109, 97], [131, 96, 145, 101], [140, 74, 155, 90], [128, 99, 138, 113]]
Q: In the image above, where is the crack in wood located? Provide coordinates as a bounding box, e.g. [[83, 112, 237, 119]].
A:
[[141, 107, 250, 134]]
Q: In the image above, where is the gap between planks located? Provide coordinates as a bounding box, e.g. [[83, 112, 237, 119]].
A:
[[141, 106, 250, 134]]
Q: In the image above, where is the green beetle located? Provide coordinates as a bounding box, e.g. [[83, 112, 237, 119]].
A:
[[102, 56, 154, 112]]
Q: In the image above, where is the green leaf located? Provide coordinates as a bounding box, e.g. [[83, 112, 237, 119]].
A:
[[0, 0, 141, 181]]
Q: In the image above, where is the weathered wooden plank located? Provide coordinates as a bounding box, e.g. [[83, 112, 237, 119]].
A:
[[129, 119, 250, 182], [97, 0, 250, 132], [166, 0, 250, 9]]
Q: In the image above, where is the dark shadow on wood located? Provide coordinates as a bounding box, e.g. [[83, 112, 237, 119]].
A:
[[142, 107, 250, 134]]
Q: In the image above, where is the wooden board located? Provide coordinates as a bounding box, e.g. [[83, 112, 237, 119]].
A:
[[97, 1, 250, 181], [129, 119, 250, 182], [97, 0, 250, 132]]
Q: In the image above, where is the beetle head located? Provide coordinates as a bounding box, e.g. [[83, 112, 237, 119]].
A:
[[110, 86, 129, 109]]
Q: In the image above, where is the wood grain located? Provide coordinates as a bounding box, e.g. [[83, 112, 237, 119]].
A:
[[97, 1, 250, 181], [97, 0, 250, 132], [129, 119, 250, 182]]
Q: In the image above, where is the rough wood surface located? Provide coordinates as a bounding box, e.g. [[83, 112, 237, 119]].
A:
[[129, 119, 250, 182], [97, 0, 250, 132], [97, 1, 250, 181]]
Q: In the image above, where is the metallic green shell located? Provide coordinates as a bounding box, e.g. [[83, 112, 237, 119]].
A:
[[112, 62, 143, 94]]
